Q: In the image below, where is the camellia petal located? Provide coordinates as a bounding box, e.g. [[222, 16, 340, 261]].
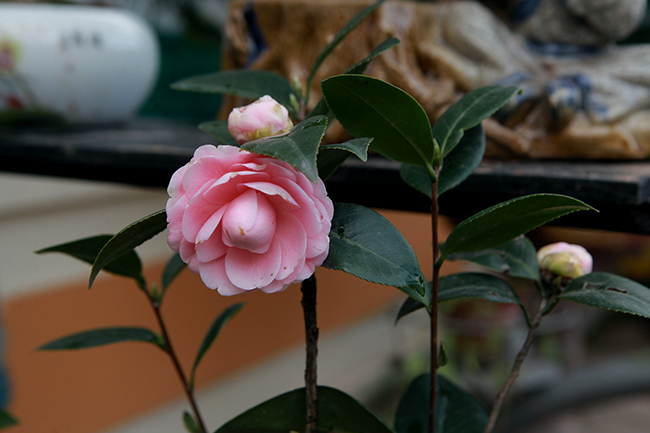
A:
[[274, 213, 308, 280], [225, 240, 282, 290], [228, 95, 293, 145], [222, 190, 276, 254], [241, 181, 299, 209], [166, 139, 332, 295]]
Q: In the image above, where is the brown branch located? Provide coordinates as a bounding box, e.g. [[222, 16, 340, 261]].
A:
[[483, 296, 549, 433], [301, 275, 319, 433], [146, 291, 209, 433], [430, 178, 440, 433]]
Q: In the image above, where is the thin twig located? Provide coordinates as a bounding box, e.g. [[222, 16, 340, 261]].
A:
[[145, 290, 209, 433], [483, 296, 549, 433], [301, 275, 319, 433], [430, 178, 440, 433]]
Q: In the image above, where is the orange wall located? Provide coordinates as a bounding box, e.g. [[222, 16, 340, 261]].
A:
[[2, 210, 454, 433]]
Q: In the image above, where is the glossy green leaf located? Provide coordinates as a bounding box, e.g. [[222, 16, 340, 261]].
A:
[[38, 327, 163, 351], [320, 138, 371, 161], [183, 412, 201, 433], [199, 120, 239, 146], [399, 124, 485, 198], [399, 164, 431, 199], [395, 273, 521, 323], [439, 194, 595, 265], [434, 85, 518, 157], [448, 236, 541, 282], [394, 374, 487, 433], [161, 253, 187, 296], [395, 296, 427, 324], [305, 0, 387, 101], [307, 97, 332, 119], [190, 303, 245, 390], [215, 386, 394, 433], [36, 235, 143, 284], [322, 203, 428, 306], [322, 75, 436, 168], [89, 210, 167, 289], [0, 410, 17, 429], [307, 37, 400, 119], [171, 70, 298, 117], [316, 148, 350, 181], [317, 138, 373, 180], [438, 273, 522, 304], [561, 272, 650, 318], [438, 124, 485, 196], [437, 342, 449, 368], [241, 115, 328, 183], [346, 37, 400, 75]]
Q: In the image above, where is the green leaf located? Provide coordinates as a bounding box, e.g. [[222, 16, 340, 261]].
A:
[[171, 70, 298, 117], [36, 235, 143, 283], [183, 412, 201, 433], [399, 164, 432, 199], [394, 374, 487, 433], [322, 75, 436, 168], [307, 97, 333, 119], [395, 296, 427, 324], [561, 272, 650, 318], [439, 194, 596, 265], [395, 273, 521, 323], [320, 138, 371, 161], [89, 210, 167, 290], [241, 115, 328, 183], [346, 37, 400, 75], [305, 0, 387, 102], [400, 124, 485, 198], [161, 253, 187, 296], [438, 273, 522, 304], [215, 386, 394, 433], [316, 148, 350, 181], [438, 124, 485, 196], [448, 236, 541, 283], [434, 86, 518, 157], [307, 37, 400, 120], [322, 203, 428, 307], [437, 342, 449, 368], [38, 327, 163, 351], [190, 303, 245, 390], [0, 409, 17, 429], [317, 138, 373, 180], [199, 120, 239, 146]]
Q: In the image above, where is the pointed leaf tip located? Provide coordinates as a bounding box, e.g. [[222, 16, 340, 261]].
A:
[[89, 210, 167, 289], [439, 194, 595, 264]]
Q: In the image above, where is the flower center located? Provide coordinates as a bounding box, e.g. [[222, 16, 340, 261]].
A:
[[221, 189, 276, 254]]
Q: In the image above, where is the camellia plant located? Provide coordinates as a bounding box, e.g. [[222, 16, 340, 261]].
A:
[[35, 1, 650, 433]]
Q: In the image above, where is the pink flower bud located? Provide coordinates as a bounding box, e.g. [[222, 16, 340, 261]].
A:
[[537, 242, 593, 279], [228, 95, 294, 145], [166, 144, 333, 296]]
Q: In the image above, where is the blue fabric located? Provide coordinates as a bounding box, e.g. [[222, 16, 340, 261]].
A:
[[511, 0, 546, 23], [526, 40, 601, 56], [244, 3, 267, 67]]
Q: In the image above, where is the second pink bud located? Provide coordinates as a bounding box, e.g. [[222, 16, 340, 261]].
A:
[[228, 95, 294, 145]]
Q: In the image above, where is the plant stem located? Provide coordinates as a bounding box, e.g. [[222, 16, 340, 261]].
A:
[[430, 178, 440, 433], [483, 296, 549, 433], [145, 291, 209, 433], [301, 275, 319, 433]]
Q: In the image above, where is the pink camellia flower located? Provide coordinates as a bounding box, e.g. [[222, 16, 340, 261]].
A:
[[166, 144, 333, 296], [537, 242, 593, 279], [228, 95, 294, 145]]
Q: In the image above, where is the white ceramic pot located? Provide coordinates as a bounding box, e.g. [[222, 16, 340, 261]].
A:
[[0, 4, 160, 124]]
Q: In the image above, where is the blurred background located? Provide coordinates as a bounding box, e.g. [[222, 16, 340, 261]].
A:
[[2, 1, 650, 433]]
